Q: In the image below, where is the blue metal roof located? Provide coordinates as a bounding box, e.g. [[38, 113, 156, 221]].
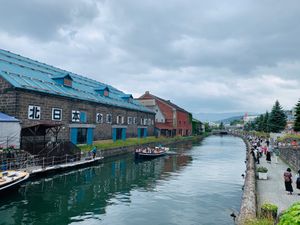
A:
[[0, 49, 154, 113], [0, 112, 19, 122]]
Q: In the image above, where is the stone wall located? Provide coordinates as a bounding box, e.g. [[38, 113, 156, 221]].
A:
[[231, 134, 257, 224], [278, 147, 300, 171]]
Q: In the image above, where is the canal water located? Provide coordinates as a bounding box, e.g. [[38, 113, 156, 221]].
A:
[[0, 135, 246, 225]]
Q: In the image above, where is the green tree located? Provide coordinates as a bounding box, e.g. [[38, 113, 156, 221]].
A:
[[268, 100, 287, 133], [204, 122, 211, 132], [257, 114, 265, 131], [293, 100, 300, 132], [219, 122, 225, 130], [262, 111, 269, 132]]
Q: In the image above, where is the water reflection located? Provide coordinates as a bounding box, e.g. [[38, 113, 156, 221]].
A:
[[0, 144, 193, 225], [0, 136, 245, 225]]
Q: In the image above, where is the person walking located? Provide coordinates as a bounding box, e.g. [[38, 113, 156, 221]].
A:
[[284, 168, 293, 195], [296, 169, 300, 195], [266, 148, 271, 163]]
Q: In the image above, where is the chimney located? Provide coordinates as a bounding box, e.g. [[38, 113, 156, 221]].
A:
[[145, 91, 150, 95]]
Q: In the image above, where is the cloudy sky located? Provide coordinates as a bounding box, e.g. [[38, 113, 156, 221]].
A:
[[0, 0, 300, 114]]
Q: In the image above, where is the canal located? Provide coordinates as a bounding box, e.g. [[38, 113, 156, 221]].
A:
[[0, 135, 246, 225]]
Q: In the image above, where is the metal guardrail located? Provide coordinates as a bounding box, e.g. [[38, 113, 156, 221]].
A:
[[0, 150, 102, 172]]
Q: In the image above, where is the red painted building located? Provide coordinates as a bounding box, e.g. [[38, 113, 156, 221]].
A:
[[138, 91, 192, 137]]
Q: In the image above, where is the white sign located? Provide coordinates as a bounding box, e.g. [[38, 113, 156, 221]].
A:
[[72, 110, 80, 122], [96, 113, 103, 123], [52, 108, 62, 121], [28, 105, 41, 120]]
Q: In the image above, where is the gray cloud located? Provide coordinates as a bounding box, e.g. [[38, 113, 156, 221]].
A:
[[0, 0, 300, 114]]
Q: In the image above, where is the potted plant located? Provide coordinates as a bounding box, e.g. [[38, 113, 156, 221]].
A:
[[257, 166, 268, 180], [261, 203, 278, 220]]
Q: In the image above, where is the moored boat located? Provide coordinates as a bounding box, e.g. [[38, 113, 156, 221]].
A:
[[0, 170, 30, 192]]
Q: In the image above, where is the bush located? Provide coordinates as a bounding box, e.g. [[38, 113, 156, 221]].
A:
[[244, 218, 273, 225], [278, 202, 300, 225], [261, 203, 278, 220], [257, 167, 268, 173]]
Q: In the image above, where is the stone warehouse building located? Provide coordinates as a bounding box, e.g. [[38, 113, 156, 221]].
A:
[[138, 91, 192, 137], [0, 49, 155, 150]]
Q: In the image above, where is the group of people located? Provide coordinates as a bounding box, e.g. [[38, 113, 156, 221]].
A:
[[249, 136, 272, 164], [246, 134, 300, 195]]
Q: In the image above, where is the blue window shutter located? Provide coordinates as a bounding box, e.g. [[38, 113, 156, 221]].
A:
[[122, 128, 127, 141], [70, 128, 78, 144], [80, 112, 87, 123], [87, 128, 94, 145], [112, 128, 117, 142], [137, 128, 141, 138], [144, 128, 148, 138]]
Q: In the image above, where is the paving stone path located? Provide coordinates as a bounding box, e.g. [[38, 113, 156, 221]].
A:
[[256, 153, 300, 214]]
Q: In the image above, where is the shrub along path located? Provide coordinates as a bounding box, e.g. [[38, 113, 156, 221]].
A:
[[256, 153, 300, 214]]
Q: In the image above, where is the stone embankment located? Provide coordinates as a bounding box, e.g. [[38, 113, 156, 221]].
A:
[[231, 133, 257, 224]]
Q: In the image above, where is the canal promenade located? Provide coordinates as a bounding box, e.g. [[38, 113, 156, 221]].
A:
[[257, 153, 300, 214]]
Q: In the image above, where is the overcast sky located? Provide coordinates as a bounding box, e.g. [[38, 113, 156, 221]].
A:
[[0, 0, 300, 114]]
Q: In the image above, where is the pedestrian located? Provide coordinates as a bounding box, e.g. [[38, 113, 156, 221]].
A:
[[91, 146, 97, 159], [284, 168, 293, 195], [266, 148, 271, 163], [254, 148, 260, 164], [296, 169, 300, 195]]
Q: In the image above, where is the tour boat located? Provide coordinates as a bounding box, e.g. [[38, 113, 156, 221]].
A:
[[135, 147, 167, 159], [0, 170, 30, 192]]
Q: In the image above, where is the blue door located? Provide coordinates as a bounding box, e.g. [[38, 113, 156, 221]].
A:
[[70, 128, 78, 144], [112, 128, 117, 142], [122, 128, 127, 141], [87, 128, 94, 145]]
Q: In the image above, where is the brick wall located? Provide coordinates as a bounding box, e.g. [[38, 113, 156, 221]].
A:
[[0, 78, 154, 141], [0, 77, 17, 116]]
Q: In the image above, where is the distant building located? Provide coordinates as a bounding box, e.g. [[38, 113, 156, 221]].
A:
[[243, 112, 257, 124], [0, 49, 154, 154], [137, 91, 192, 137]]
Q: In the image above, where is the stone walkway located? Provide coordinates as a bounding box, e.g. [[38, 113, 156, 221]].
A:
[[256, 154, 300, 214]]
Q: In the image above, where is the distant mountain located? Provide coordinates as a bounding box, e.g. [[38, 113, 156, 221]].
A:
[[193, 112, 245, 122], [217, 115, 243, 124]]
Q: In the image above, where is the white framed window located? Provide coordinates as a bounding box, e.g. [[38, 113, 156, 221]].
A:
[[133, 117, 137, 124], [140, 118, 143, 125], [52, 108, 62, 121], [128, 117, 133, 125], [72, 110, 80, 122], [117, 115, 122, 124], [144, 118, 147, 125], [96, 113, 103, 123], [121, 116, 125, 124], [106, 114, 112, 123], [28, 105, 41, 120]]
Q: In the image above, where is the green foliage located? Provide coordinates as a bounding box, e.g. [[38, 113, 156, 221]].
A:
[[244, 218, 273, 225], [204, 122, 212, 132], [219, 122, 225, 130], [294, 100, 300, 132], [278, 202, 300, 225], [268, 100, 287, 133], [261, 203, 278, 212], [277, 134, 300, 142], [78, 135, 202, 152], [257, 167, 268, 173]]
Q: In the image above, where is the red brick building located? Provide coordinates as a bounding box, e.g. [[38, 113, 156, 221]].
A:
[[138, 91, 192, 137]]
